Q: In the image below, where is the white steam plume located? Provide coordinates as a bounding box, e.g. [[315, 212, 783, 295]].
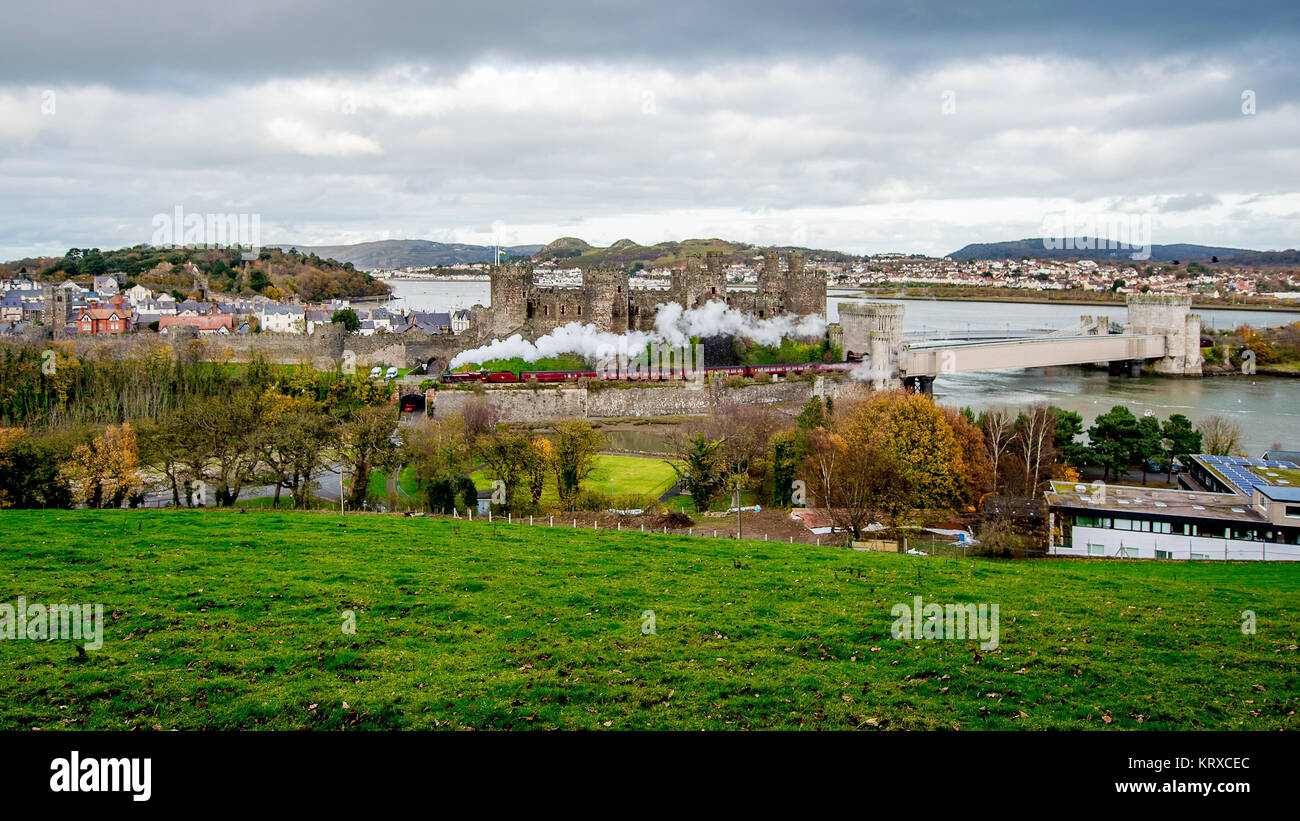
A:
[[449, 300, 828, 369]]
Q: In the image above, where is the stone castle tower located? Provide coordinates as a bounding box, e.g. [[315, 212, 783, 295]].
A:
[[475, 249, 826, 343]]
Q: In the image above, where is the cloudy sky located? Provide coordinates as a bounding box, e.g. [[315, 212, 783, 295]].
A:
[[2, 1, 1298, 260]]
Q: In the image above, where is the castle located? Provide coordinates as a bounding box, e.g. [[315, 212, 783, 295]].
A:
[[472, 250, 826, 341]]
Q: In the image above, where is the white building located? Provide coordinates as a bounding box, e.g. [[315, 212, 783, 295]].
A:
[[1046, 455, 1300, 562], [257, 304, 306, 334]]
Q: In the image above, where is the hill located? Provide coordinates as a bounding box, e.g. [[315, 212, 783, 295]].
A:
[[535, 237, 860, 268], [280, 240, 543, 270], [1, 508, 1294, 730], [1, 245, 390, 302], [948, 238, 1255, 262]]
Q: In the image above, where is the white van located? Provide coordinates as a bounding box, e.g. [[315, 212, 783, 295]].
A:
[[385, 366, 399, 379], [369, 366, 382, 378]]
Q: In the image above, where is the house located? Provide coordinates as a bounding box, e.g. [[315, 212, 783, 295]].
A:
[[1045, 454, 1300, 561], [452, 309, 471, 334], [305, 309, 332, 334], [125, 284, 152, 305], [257, 304, 306, 334], [92, 275, 120, 295], [158, 315, 234, 335], [0, 293, 24, 323], [77, 306, 132, 334], [396, 311, 452, 335]]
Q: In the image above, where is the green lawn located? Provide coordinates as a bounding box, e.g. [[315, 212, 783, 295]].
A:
[[0, 509, 1295, 730], [474, 454, 678, 503], [364, 466, 419, 499]]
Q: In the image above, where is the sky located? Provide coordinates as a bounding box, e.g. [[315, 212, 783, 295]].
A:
[[1, 1, 1298, 261]]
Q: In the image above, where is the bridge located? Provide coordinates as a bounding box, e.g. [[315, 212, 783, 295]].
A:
[[838, 294, 1203, 393]]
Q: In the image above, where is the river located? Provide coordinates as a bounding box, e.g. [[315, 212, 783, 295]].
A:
[[381, 279, 1300, 454]]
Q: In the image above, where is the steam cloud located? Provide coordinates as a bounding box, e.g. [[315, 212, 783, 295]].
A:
[[448, 300, 828, 369]]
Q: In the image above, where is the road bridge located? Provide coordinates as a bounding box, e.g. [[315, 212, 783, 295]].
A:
[[838, 294, 1202, 393]]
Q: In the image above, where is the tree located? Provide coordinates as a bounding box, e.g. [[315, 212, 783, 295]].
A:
[[64, 424, 143, 508], [1010, 405, 1057, 496], [795, 396, 828, 431], [477, 429, 541, 513], [551, 420, 605, 510], [1049, 407, 1088, 468], [331, 308, 361, 333], [0, 428, 73, 509], [980, 408, 1016, 495], [942, 405, 992, 506], [1087, 406, 1143, 480], [1161, 414, 1202, 477], [255, 392, 337, 508], [837, 391, 968, 512], [1134, 415, 1163, 483], [340, 404, 401, 509], [193, 390, 262, 505], [668, 432, 728, 513], [1197, 414, 1243, 456], [823, 435, 914, 539]]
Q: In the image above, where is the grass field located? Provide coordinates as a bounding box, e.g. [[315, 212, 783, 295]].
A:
[[1, 509, 1296, 730], [474, 454, 678, 503]]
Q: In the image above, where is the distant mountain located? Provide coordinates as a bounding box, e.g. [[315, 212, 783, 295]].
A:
[[947, 238, 1255, 263], [277, 239, 544, 270], [535, 237, 860, 268]]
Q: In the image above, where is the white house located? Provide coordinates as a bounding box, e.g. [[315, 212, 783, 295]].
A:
[[257, 304, 306, 333]]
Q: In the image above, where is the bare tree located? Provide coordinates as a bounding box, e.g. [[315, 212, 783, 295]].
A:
[[982, 407, 1016, 493], [1197, 415, 1243, 456], [1013, 405, 1057, 496]]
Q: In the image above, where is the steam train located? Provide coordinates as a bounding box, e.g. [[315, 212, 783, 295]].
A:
[[441, 360, 857, 384]]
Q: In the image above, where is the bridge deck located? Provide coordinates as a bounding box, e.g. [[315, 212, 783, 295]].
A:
[[903, 333, 1166, 376]]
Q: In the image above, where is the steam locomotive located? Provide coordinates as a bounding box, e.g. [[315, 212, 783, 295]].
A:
[[441, 360, 857, 384]]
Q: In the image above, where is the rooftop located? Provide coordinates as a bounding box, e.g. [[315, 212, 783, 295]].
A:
[[1045, 480, 1265, 524]]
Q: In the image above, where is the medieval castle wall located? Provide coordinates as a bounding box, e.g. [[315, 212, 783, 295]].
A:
[[474, 249, 826, 342]]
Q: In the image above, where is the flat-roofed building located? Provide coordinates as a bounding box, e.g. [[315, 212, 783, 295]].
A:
[[1045, 454, 1300, 561]]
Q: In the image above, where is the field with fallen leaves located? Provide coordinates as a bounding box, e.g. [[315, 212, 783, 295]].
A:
[[1, 509, 1295, 729]]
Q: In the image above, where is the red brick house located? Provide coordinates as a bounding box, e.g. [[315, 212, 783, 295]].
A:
[[77, 306, 133, 334]]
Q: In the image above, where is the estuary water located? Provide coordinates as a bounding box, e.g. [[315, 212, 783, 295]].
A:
[[382, 278, 1300, 454]]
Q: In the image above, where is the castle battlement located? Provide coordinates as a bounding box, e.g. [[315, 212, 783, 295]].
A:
[[476, 252, 826, 342]]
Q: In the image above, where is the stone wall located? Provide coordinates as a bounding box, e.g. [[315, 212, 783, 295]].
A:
[[11, 324, 462, 371], [429, 375, 868, 423]]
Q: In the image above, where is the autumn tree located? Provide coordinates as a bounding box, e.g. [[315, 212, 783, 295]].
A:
[[836, 391, 970, 512], [65, 423, 143, 508]]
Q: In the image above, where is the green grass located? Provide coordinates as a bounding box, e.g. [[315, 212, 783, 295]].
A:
[[232, 495, 335, 510], [474, 454, 678, 504], [365, 466, 418, 499], [453, 355, 589, 375], [1, 509, 1296, 730]]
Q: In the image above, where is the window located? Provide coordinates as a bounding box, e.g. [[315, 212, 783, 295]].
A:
[[1088, 543, 1105, 556], [1190, 552, 1209, 560], [1155, 549, 1172, 560], [1120, 546, 1139, 558], [1287, 506, 1300, 518]]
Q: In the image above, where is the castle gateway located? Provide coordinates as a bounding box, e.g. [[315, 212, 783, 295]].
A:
[[473, 250, 826, 341]]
